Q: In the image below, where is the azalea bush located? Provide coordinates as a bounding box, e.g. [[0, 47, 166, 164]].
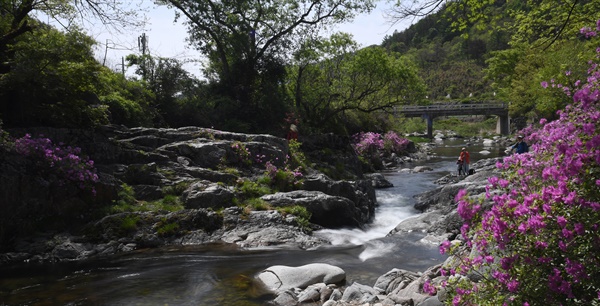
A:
[[352, 132, 384, 157], [14, 134, 98, 194], [230, 141, 252, 166], [352, 131, 410, 158], [264, 161, 303, 192], [383, 131, 410, 154], [439, 21, 600, 306]]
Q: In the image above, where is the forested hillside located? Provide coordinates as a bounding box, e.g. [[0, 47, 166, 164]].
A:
[[381, 0, 600, 124]]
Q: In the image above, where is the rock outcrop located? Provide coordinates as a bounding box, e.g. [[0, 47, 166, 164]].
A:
[[0, 125, 387, 264]]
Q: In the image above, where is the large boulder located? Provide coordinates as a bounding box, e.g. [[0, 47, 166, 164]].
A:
[[216, 207, 327, 249], [301, 173, 377, 225], [255, 263, 346, 294], [261, 190, 363, 228]]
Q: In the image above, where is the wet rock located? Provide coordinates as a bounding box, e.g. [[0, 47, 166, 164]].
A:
[[364, 173, 394, 188], [413, 166, 433, 173]]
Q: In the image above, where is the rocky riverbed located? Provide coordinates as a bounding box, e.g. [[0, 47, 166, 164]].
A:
[[0, 124, 510, 305], [255, 157, 502, 306]]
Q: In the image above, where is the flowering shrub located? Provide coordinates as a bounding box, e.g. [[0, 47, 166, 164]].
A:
[[439, 21, 600, 306], [14, 134, 98, 194], [265, 161, 303, 192], [383, 131, 410, 154], [352, 132, 384, 157], [230, 141, 252, 166], [352, 131, 409, 158]]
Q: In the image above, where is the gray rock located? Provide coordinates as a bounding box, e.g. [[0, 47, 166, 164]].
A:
[[181, 181, 235, 209], [374, 268, 420, 294], [364, 173, 394, 188], [417, 296, 444, 306], [273, 290, 298, 306], [133, 184, 164, 201], [297, 283, 328, 303], [330, 288, 343, 301], [215, 208, 326, 249], [261, 190, 362, 228], [0, 125, 379, 264], [255, 263, 346, 294], [385, 277, 429, 306], [388, 210, 447, 236], [413, 166, 433, 173], [302, 173, 377, 219], [340, 282, 379, 304]]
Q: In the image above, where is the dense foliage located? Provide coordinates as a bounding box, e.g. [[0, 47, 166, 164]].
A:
[[437, 20, 600, 305]]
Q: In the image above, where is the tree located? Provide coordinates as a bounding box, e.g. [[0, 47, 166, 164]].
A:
[[0, 0, 144, 76], [385, 0, 600, 47], [288, 36, 426, 132], [126, 54, 205, 126], [155, 0, 376, 130], [0, 23, 110, 127]]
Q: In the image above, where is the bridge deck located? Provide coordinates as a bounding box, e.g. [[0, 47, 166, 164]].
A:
[[398, 103, 508, 117]]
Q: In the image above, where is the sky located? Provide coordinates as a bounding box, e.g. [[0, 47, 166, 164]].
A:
[[78, 1, 416, 78]]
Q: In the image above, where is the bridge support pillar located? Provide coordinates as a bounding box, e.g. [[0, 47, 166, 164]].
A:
[[497, 115, 510, 135], [425, 114, 434, 138]]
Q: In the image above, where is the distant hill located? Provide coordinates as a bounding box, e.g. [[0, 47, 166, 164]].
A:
[[380, 3, 511, 101]]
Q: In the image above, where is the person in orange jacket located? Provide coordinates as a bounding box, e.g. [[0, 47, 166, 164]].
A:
[[459, 147, 470, 175]]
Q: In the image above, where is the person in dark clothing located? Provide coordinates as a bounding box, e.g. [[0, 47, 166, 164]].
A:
[[512, 136, 529, 154], [456, 158, 463, 176]]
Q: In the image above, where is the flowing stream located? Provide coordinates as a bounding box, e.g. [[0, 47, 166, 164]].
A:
[[0, 138, 507, 306]]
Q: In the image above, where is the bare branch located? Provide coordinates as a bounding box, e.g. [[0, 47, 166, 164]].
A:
[[384, 0, 447, 26]]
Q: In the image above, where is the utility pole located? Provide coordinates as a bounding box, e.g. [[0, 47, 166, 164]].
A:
[[138, 33, 148, 79], [103, 39, 109, 66]]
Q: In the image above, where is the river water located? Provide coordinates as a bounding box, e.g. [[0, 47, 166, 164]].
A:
[[0, 138, 507, 306]]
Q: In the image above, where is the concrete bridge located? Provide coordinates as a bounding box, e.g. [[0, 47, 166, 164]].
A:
[[396, 102, 509, 138]]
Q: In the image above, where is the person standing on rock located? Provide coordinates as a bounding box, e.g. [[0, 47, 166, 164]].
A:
[[456, 158, 463, 176], [286, 124, 298, 141], [459, 147, 470, 175]]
